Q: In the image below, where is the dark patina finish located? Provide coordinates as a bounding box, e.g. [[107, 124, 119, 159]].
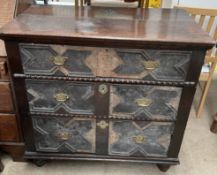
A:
[[0, 5, 214, 172]]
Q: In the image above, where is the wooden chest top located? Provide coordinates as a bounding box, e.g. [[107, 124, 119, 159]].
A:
[[0, 5, 214, 49]]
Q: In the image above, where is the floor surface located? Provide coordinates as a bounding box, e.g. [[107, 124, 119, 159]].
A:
[[1, 76, 217, 175]]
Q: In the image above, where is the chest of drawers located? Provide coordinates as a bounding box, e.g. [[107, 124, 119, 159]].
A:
[[0, 6, 214, 172]]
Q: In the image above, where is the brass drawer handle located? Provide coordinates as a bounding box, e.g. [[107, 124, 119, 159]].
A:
[[50, 56, 67, 66], [54, 92, 69, 102], [135, 98, 152, 107], [144, 60, 160, 70], [133, 135, 145, 143], [56, 132, 72, 141], [97, 120, 108, 129]]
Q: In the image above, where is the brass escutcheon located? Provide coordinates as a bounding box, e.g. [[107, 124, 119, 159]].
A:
[[51, 56, 67, 66], [98, 84, 108, 95], [56, 131, 72, 141], [135, 98, 152, 107], [97, 120, 109, 129], [144, 60, 160, 70], [54, 92, 69, 102], [133, 135, 145, 143]]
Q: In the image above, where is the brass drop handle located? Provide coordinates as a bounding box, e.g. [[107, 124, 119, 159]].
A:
[[133, 135, 145, 144], [50, 56, 67, 66], [135, 98, 152, 107], [56, 132, 72, 141], [54, 92, 69, 102], [144, 60, 160, 70]]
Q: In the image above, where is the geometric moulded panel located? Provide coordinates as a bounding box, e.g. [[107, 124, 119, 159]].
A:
[[19, 44, 94, 77], [25, 79, 95, 115], [110, 85, 182, 121], [109, 120, 174, 157], [32, 116, 96, 153]]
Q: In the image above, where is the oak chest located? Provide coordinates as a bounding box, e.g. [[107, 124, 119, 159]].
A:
[[0, 5, 214, 172]]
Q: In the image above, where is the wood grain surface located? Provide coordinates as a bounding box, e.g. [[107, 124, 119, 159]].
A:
[[0, 82, 14, 112], [0, 114, 19, 141], [0, 6, 214, 49]]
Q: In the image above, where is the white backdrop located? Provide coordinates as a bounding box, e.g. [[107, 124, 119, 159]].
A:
[[37, 0, 217, 9], [172, 0, 217, 8]]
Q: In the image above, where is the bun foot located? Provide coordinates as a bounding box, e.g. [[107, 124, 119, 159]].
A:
[[211, 113, 217, 133], [157, 164, 170, 172], [32, 159, 47, 167], [0, 159, 4, 172]]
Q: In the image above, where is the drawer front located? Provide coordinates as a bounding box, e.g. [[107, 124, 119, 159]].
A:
[[0, 82, 14, 112], [104, 49, 191, 81], [109, 120, 174, 157], [32, 116, 96, 153], [19, 44, 191, 81], [110, 85, 182, 121], [0, 114, 19, 142], [25, 80, 95, 114], [20, 44, 95, 77]]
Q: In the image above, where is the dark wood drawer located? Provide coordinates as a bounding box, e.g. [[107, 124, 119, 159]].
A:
[[0, 82, 14, 112], [32, 115, 173, 157], [109, 120, 174, 157], [110, 84, 182, 121], [0, 114, 19, 142], [19, 44, 191, 81], [32, 116, 96, 153], [20, 44, 95, 77], [26, 79, 182, 121], [25, 79, 95, 115]]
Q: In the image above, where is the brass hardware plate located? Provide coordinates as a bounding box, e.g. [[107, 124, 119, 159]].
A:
[[144, 60, 160, 70], [54, 92, 69, 102], [133, 135, 145, 143], [135, 98, 152, 107], [56, 131, 72, 141], [97, 120, 109, 129], [98, 84, 108, 95], [51, 56, 67, 66]]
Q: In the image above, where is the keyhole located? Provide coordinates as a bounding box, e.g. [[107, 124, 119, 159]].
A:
[[99, 84, 108, 95]]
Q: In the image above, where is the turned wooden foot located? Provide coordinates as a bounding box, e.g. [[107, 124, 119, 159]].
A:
[[210, 113, 217, 133], [157, 164, 170, 172], [31, 159, 47, 167]]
